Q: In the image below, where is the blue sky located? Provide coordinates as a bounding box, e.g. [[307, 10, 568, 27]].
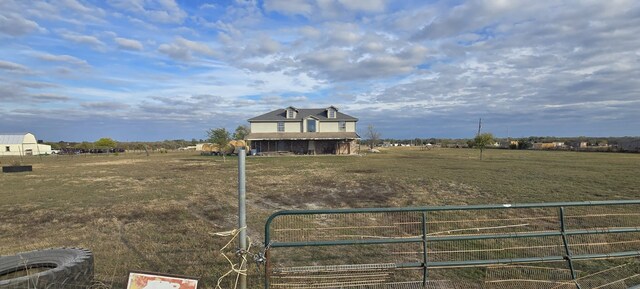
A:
[[1, 0, 639, 141]]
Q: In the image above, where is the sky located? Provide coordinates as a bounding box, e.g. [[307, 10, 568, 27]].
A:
[[1, 0, 639, 141]]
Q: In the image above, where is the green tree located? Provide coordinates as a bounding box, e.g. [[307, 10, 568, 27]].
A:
[[207, 128, 231, 162], [474, 133, 494, 160], [45, 142, 61, 150], [517, 139, 532, 150], [233, 125, 250, 140], [76, 141, 94, 152], [95, 138, 117, 148]]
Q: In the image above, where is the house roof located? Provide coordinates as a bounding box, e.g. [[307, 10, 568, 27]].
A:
[[0, 133, 29, 144], [248, 108, 358, 122], [246, 132, 360, 140]]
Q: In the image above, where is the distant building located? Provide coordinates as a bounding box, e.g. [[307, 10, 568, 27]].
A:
[[568, 141, 589, 149], [0, 132, 52, 156], [499, 140, 520, 148], [246, 106, 359, 155], [532, 142, 566, 150]]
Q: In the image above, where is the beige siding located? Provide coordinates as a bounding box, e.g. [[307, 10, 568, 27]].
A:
[[0, 133, 49, 156], [284, 122, 301, 132], [23, 133, 37, 144], [251, 122, 277, 133], [319, 122, 339, 132], [346, 121, 356, 132], [314, 121, 356, 132], [0, 144, 21, 156], [252, 120, 356, 133], [0, 143, 51, 156]]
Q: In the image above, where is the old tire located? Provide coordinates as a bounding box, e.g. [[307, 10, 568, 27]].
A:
[[0, 248, 93, 289]]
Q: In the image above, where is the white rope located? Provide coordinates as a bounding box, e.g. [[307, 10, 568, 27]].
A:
[[211, 226, 252, 289]]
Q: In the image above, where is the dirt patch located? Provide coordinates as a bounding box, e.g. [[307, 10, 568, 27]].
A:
[[77, 159, 147, 166], [345, 169, 379, 174], [171, 164, 212, 171]]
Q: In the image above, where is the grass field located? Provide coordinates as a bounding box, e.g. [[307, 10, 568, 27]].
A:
[[1, 148, 639, 288]]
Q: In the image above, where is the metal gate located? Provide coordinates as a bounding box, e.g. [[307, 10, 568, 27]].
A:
[[264, 200, 640, 289]]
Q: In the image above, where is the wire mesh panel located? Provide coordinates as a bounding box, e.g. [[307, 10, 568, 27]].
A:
[[264, 201, 640, 289], [572, 258, 640, 289], [484, 264, 577, 289], [268, 211, 423, 243]]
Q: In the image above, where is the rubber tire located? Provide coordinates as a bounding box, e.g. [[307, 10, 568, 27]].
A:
[[0, 248, 93, 289]]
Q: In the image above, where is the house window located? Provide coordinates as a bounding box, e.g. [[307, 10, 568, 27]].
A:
[[328, 110, 335, 118], [287, 110, 294, 118], [278, 121, 285, 132], [5, 146, 9, 152], [339, 121, 346, 132], [307, 119, 316, 132]]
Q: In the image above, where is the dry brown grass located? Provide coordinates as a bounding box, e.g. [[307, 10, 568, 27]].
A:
[[1, 148, 639, 288]]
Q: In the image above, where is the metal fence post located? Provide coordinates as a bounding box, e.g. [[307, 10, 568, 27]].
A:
[[238, 148, 247, 289], [421, 211, 429, 286], [559, 207, 581, 289]]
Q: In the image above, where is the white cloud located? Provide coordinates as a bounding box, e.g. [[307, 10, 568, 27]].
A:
[[59, 32, 105, 49], [61, 0, 94, 14], [199, 3, 217, 10], [326, 23, 361, 45], [0, 60, 29, 72], [297, 44, 428, 80], [0, 13, 41, 36], [337, 0, 386, 12], [158, 37, 216, 61], [81, 102, 130, 110], [3, 0, 640, 139], [264, 0, 387, 18], [36, 53, 89, 67], [107, 0, 187, 24], [31, 94, 71, 103], [264, 0, 313, 16], [299, 26, 321, 38], [115, 37, 144, 51], [242, 36, 282, 57]]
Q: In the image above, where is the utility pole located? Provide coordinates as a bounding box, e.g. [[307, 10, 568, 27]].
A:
[[238, 148, 247, 289]]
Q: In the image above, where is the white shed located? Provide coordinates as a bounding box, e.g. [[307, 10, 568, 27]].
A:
[[0, 133, 52, 156]]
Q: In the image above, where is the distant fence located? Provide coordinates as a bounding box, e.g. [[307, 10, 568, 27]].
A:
[[264, 200, 640, 289]]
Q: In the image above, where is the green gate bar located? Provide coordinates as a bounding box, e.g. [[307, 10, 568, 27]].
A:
[[264, 200, 640, 289]]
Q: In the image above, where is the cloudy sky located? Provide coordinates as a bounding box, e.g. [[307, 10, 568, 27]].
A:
[[1, 0, 639, 141]]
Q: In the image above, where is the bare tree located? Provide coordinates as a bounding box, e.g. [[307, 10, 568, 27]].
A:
[[366, 124, 381, 149]]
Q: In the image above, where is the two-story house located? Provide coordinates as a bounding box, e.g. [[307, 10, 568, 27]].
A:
[[246, 106, 360, 155]]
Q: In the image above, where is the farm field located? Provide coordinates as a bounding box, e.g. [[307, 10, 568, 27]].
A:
[[1, 148, 640, 288]]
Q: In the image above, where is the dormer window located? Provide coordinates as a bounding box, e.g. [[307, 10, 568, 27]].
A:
[[286, 106, 298, 119], [326, 106, 338, 118]]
